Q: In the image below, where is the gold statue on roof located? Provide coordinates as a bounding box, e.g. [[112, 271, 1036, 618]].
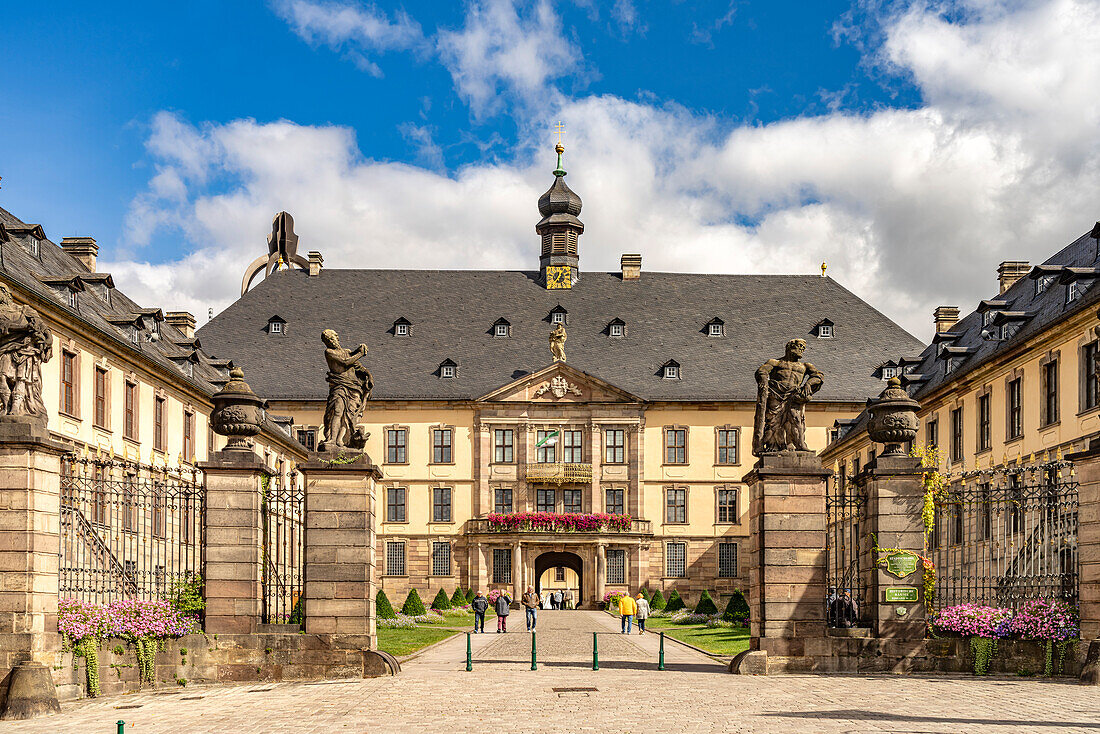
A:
[[550, 324, 567, 363]]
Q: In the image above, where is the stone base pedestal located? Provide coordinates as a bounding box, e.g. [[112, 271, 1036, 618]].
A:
[[0, 662, 60, 720], [300, 453, 382, 645]]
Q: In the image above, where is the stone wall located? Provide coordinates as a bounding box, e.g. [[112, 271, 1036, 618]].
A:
[[376, 536, 471, 603]]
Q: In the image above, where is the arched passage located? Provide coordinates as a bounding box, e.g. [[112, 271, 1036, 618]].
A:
[[534, 551, 584, 606]]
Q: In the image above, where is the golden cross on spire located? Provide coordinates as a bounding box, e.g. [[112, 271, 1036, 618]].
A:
[[553, 120, 566, 145]]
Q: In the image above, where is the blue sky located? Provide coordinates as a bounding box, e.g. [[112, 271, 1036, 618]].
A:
[[2, 1, 1099, 338]]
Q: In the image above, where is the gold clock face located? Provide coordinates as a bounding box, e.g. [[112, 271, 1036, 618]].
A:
[[546, 265, 572, 289]]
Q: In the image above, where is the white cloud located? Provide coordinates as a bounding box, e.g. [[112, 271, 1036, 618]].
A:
[[110, 0, 1100, 342]]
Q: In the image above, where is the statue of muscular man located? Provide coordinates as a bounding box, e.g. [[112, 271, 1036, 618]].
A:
[[752, 338, 824, 456]]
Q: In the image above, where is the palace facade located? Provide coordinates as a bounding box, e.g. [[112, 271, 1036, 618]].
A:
[[197, 147, 921, 605]]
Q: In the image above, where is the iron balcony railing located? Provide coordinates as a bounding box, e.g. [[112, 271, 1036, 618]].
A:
[[466, 515, 652, 535], [524, 463, 593, 484]]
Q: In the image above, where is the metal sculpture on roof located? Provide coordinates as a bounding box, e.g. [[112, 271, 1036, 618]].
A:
[[319, 328, 372, 452], [550, 323, 567, 362], [0, 284, 53, 425], [241, 211, 310, 295], [752, 338, 824, 456]]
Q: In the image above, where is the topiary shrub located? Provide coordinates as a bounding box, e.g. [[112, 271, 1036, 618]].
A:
[[722, 589, 749, 622], [465, 588, 475, 605], [693, 589, 719, 615], [401, 589, 427, 616], [665, 589, 686, 613], [376, 590, 397, 620], [431, 588, 452, 611], [450, 588, 467, 607], [649, 589, 666, 611], [640, 587, 651, 603]]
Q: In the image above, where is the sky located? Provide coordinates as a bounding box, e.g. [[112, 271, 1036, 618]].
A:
[[2, 0, 1100, 340]]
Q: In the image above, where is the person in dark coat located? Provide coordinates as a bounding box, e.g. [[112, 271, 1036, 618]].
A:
[[494, 590, 512, 633], [471, 591, 489, 633]]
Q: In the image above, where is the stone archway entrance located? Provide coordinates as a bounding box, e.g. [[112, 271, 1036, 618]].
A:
[[534, 551, 584, 606]]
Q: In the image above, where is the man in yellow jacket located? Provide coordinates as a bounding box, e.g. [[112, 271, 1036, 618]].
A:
[[618, 593, 637, 634]]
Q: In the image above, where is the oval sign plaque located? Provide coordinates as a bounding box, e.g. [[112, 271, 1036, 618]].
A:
[[884, 551, 919, 579]]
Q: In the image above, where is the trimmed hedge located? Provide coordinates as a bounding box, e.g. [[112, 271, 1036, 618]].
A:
[[722, 589, 750, 621], [693, 589, 719, 615], [665, 589, 686, 613], [465, 588, 475, 605], [431, 588, 452, 610], [376, 590, 397, 620], [451, 588, 467, 607], [401, 589, 427, 616], [640, 587, 651, 603], [649, 589, 666, 611]]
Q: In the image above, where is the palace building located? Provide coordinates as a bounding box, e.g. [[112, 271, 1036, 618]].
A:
[[197, 146, 921, 606]]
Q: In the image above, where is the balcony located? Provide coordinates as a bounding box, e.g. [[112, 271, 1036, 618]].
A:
[[466, 513, 652, 536], [524, 463, 592, 485]]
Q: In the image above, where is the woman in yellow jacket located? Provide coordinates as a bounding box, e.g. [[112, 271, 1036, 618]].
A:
[[618, 593, 637, 634]]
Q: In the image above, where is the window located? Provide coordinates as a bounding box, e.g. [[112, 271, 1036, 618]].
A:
[[718, 542, 738, 578], [395, 322, 409, 336], [978, 485, 992, 540], [492, 548, 511, 584], [881, 365, 897, 379], [716, 428, 738, 465], [123, 381, 137, 441], [605, 488, 624, 515], [432, 487, 452, 522], [1067, 282, 1081, 303], [432, 542, 451, 576], [663, 363, 680, 379], [818, 324, 833, 338], [386, 487, 406, 522], [665, 542, 686, 578], [152, 485, 166, 538], [977, 393, 991, 452], [563, 488, 582, 514], [185, 361, 193, 378], [550, 309, 566, 325], [385, 541, 406, 576], [1042, 359, 1059, 426], [269, 321, 282, 334], [182, 411, 195, 462], [494, 487, 513, 514], [950, 407, 963, 463], [707, 319, 724, 337], [555, 566, 565, 582], [951, 502, 963, 544], [1007, 377, 1023, 439], [717, 487, 738, 523], [1084, 342, 1099, 411], [537, 488, 556, 513], [494, 429, 514, 463], [386, 428, 408, 464], [665, 487, 687, 524], [664, 428, 686, 464], [607, 548, 626, 584], [29, 237, 39, 257], [562, 429, 583, 463], [605, 429, 625, 464], [122, 476, 135, 532], [130, 326, 140, 344], [609, 322, 624, 337], [441, 363, 456, 378], [92, 465, 107, 524], [536, 430, 557, 463], [494, 322, 509, 337], [61, 351, 76, 416], [432, 428, 453, 463], [67, 288, 78, 308], [1009, 476, 1024, 533], [296, 428, 316, 451], [926, 419, 938, 451], [94, 367, 108, 428], [1037, 274, 1055, 294], [154, 397, 166, 452]]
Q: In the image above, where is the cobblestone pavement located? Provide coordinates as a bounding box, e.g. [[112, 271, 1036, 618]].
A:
[[6, 612, 1100, 734]]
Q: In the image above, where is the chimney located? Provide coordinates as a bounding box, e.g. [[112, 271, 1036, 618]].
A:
[[934, 306, 960, 334], [308, 251, 324, 277], [997, 261, 1030, 294], [165, 311, 196, 338], [60, 236, 98, 272], [620, 253, 642, 280]]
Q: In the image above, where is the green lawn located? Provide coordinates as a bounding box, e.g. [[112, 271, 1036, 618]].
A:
[[377, 626, 458, 657], [611, 612, 750, 656]]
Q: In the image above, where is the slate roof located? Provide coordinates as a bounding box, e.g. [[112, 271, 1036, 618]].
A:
[[197, 268, 923, 403], [828, 225, 1100, 450]]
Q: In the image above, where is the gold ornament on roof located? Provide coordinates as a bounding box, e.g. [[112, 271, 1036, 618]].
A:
[[550, 324, 567, 363]]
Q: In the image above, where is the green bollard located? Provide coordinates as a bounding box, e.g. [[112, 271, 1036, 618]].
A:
[[658, 632, 665, 671], [593, 632, 599, 671], [466, 632, 473, 672], [531, 631, 537, 670], [117, 721, 125, 734]]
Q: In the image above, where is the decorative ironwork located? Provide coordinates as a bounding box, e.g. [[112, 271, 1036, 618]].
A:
[[261, 471, 304, 626], [524, 463, 592, 484], [59, 455, 204, 606], [930, 459, 1078, 610], [825, 474, 868, 626]]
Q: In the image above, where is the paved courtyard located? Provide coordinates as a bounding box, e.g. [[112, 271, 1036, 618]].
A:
[[6, 611, 1099, 734]]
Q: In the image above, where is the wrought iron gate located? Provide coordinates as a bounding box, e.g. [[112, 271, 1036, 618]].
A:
[[261, 472, 304, 625], [825, 474, 868, 626]]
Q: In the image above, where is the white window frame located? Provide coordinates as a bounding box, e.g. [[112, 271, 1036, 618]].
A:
[[708, 323, 723, 337], [441, 364, 456, 378], [818, 324, 833, 338], [494, 323, 509, 337], [609, 323, 624, 337], [664, 364, 679, 379], [395, 322, 410, 336], [551, 311, 566, 325], [67, 289, 78, 308]]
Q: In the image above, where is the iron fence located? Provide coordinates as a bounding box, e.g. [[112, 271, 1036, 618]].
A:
[[825, 475, 868, 627], [930, 459, 1078, 610], [59, 455, 204, 606], [261, 471, 304, 626]]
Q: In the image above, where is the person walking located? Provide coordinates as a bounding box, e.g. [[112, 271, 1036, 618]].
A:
[[634, 592, 650, 634], [564, 589, 573, 610], [618, 593, 637, 634], [471, 591, 489, 633], [494, 590, 512, 633], [522, 586, 540, 631], [553, 590, 562, 610]]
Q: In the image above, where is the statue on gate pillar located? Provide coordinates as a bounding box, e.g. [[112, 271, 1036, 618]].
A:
[[0, 284, 52, 427], [752, 338, 824, 456], [319, 328, 372, 452]]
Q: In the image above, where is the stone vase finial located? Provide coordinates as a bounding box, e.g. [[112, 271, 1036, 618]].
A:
[[210, 367, 266, 452], [867, 377, 921, 456]]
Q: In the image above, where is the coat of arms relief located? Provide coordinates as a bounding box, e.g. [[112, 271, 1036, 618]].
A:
[[533, 376, 583, 399]]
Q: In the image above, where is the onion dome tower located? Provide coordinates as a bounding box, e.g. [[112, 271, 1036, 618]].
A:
[[537, 142, 583, 289]]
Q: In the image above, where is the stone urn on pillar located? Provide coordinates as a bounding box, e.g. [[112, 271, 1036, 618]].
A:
[[866, 377, 919, 457], [210, 367, 267, 452]]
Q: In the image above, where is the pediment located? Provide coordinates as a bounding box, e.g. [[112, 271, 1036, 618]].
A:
[[477, 363, 643, 404]]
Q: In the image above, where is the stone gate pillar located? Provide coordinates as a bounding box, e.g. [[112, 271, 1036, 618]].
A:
[[1068, 443, 1100, 683]]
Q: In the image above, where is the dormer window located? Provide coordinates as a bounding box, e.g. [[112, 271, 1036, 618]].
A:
[[549, 305, 567, 325], [439, 359, 457, 379], [881, 366, 898, 379], [815, 319, 834, 339], [982, 311, 995, 327], [706, 317, 724, 337], [662, 360, 681, 380], [1067, 282, 1081, 303], [493, 318, 511, 338], [394, 317, 411, 336], [185, 361, 194, 378], [1036, 274, 1055, 294], [267, 316, 286, 335], [607, 318, 625, 338], [67, 288, 77, 309], [28, 237, 39, 258], [130, 326, 140, 344]]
